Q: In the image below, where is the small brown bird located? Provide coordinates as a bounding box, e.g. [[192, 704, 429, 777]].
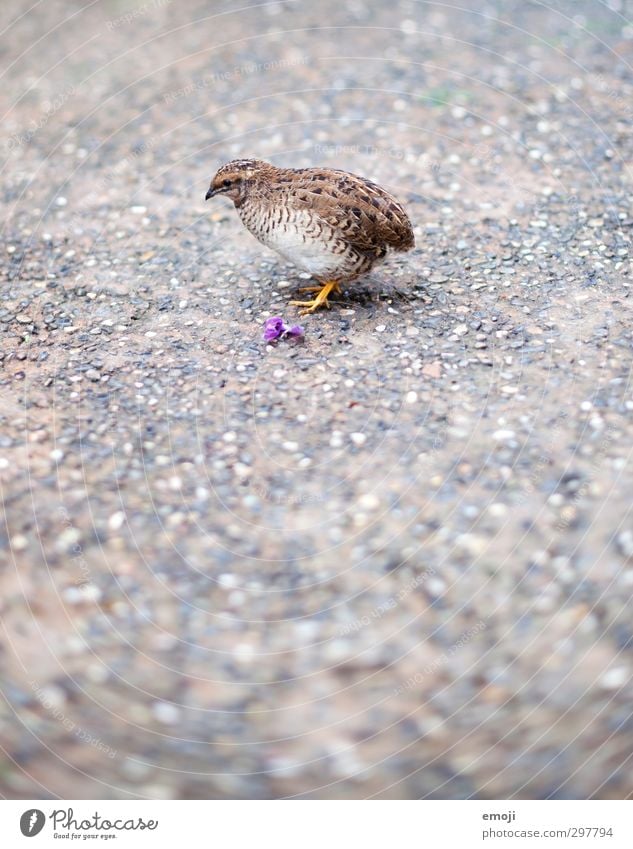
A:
[[205, 159, 414, 313]]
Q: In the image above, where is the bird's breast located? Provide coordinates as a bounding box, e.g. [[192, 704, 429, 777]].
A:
[[236, 200, 345, 275]]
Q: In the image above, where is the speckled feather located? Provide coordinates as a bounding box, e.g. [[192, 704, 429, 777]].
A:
[[207, 159, 415, 284]]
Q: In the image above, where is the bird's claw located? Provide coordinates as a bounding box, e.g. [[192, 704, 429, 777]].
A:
[[290, 281, 341, 314], [289, 298, 331, 314]]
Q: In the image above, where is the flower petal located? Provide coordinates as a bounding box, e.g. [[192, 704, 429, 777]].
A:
[[263, 317, 286, 340], [286, 324, 304, 337]]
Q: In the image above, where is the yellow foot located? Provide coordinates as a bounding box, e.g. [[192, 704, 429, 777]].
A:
[[290, 280, 342, 314]]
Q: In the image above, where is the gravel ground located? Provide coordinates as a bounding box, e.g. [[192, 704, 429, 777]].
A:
[[2, 0, 633, 799]]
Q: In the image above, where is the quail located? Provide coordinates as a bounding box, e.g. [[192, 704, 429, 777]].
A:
[[205, 158, 414, 313]]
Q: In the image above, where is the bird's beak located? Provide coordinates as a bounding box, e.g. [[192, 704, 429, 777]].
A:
[[205, 187, 216, 201]]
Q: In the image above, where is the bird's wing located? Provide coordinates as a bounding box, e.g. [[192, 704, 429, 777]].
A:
[[282, 168, 415, 253]]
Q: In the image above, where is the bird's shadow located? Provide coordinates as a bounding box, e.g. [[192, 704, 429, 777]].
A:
[[290, 272, 429, 311]]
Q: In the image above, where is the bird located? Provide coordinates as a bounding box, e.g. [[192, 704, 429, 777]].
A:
[[205, 158, 414, 314]]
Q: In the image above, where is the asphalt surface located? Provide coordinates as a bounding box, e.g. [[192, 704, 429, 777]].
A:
[[1, 0, 633, 799]]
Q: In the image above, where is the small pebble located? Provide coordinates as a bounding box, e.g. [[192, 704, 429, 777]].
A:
[[492, 429, 516, 441], [152, 701, 181, 725], [108, 511, 126, 531], [358, 493, 380, 510], [601, 668, 629, 691]]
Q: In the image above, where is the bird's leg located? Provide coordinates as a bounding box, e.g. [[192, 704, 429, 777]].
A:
[[290, 280, 342, 314], [296, 281, 343, 294]]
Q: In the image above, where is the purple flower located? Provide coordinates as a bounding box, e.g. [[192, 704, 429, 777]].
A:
[[263, 316, 304, 342]]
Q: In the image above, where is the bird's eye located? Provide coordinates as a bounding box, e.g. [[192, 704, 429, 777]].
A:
[[223, 179, 232, 187]]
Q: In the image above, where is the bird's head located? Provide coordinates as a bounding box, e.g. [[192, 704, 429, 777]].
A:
[[205, 158, 273, 205]]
